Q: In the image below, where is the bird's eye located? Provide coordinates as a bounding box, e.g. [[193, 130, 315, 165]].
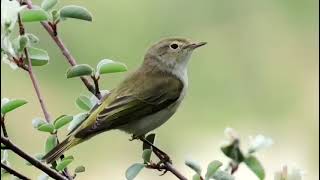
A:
[[170, 43, 179, 49]]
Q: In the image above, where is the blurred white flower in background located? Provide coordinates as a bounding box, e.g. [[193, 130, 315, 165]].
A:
[[248, 134, 273, 153], [274, 165, 305, 180], [1, 54, 18, 70], [224, 127, 239, 141], [1, 0, 26, 32]]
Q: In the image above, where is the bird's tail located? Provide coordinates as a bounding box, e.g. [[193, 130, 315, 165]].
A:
[[43, 136, 80, 164]]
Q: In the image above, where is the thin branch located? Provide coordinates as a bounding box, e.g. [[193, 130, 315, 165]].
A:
[[1, 116, 8, 137], [91, 76, 101, 97], [17, 13, 73, 179], [17, 14, 52, 123], [140, 138, 188, 180], [1, 162, 31, 180], [1, 136, 67, 180], [24, 0, 100, 99]]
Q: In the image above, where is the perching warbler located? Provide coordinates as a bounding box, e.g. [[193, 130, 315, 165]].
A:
[[43, 38, 206, 163]]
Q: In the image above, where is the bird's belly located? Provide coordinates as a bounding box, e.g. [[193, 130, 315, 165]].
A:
[[118, 101, 181, 136]]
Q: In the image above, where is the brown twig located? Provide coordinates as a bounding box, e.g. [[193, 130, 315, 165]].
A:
[[17, 14, 52, 123], [1, 136, 67, 180], [1, 162, 31, 180], [24, 0, 100, 99], [1, 116, 8, 138], [140, 138, 188, 180], [17, 13, 73, 179], [91, 76, 101, 97]]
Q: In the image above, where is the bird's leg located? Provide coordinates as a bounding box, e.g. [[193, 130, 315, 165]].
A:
[[139, 137, 172, 164]]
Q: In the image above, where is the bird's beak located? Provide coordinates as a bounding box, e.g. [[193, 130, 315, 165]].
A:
[[183, 42, 207, 50]]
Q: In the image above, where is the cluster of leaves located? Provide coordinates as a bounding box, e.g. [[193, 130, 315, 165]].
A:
[[1, 0, 127, 179], [1, 98, 28, 177], [124, 129, 274, 180]]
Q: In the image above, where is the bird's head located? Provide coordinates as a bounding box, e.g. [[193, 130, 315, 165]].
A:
[[143, 38, 206, 72]]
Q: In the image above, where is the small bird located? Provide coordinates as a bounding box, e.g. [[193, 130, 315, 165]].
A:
[[43, 38, 206, 163]]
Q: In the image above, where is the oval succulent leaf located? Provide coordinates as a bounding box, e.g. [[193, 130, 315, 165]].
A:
[[60, 5, 92, 21], [27, 47, 49, 66], [76, 95, 92, 111], [96, 59, 127, 75], [21, 9, 49, 22], [185, 159, 202, 175], [125, 163, 145, 180], [205, 160, 223, 180], [143, 133, 156, 150], [68, 113, 89, 132], [56, 158, 73, 171], [142, 149, 152, 163], [66, 64, 93, 78], [32, 118, 47, 128], [41, 0, 58, 11], [74, 165, 85, 173], [221, 141, 244, 163], [1, 99, 27, 114], [54, 115, 73, 129], [244, 155, 265, 180], [37, 123, 55, 133], [25, 33, 39, 45], [45, 135, 57, 153], [18, 35, 29, 52]]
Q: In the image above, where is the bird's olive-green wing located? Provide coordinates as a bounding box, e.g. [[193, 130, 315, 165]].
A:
[[74, 73, 183, 138]]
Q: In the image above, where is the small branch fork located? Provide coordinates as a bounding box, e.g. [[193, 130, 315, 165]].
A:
[[24, 0, 101, 99], [1, 136, 67, 180], [139, 138, 188, 180]]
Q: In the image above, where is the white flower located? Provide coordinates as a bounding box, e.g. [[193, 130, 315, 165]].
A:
[[1, 54, 18, 70], [224, 127, 239, 142], [274, 165, 305, 180], [1, 35, 16, 57], [1, 98, 10, 108], [1, 0, 26, 33], [248, 134, 273, 153]]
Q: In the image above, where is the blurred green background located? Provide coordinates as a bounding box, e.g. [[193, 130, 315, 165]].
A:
[[1, 0, 319, 179]]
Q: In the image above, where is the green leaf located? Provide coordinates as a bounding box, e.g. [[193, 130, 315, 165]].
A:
[[221, 140, 245, 163], [45, 135, 57, 153], [205, 160, 223, 180], [56, 157, 73, 171], [54, 115, 73, 129], [51, 10, 60, 23], [143, 133, 156, 150], [1, 99, 27, 115], [125, 163, 145, 180], [38, 123, 55, 133], [96, 59, 127, 76], [185, 159, 202, 175], [66, 64, 93, 78], [193, 174, 202, 180], [142, 149, 152, 163], [26, 33, 40, 45], [76, 95, 92, 111], [27, 47, 49, 66], [244, 155, 265, 180], [60, 5, 93, 21], [21, 9, 49, 22], [18, 35, 29, 52], [68, 113, 88, 132], [74, 165, 85, 173], [41, 0, 58, 11], [32, 118, 47, 128]]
